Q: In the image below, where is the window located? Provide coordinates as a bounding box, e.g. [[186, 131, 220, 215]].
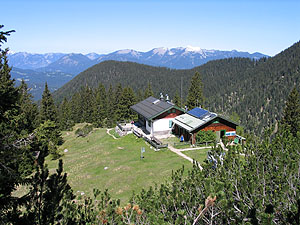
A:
[[172, 109, 176, 113], [148, 121, 151, 127], [169, 120, 173, 128]]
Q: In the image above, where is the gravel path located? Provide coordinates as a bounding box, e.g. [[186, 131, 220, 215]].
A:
[[168, 145, 203, 170], [106, 128, 117, 140]]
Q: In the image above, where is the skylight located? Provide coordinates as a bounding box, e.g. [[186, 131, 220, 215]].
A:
[[152, 99, 160, 104]]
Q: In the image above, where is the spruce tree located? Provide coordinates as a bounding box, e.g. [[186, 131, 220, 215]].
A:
[[173, 90, 182, 108], [106, 84, 116, 127], [114, 83, 123, 122], [281, 87, 300, 136], [78, 85, 94, 123], [136, 89, 144, 102], [0, 29, 18, 122], [186, 71, 204, 110], [18, 80, 38, 134], [58, 97, 74, 130], [119, 87, 136, 121], [0, 26, 24, 222], [69, 92, 82, 123], [93, 83, 107, 127], [144, 81, 154, 99], [40, 82, 58, 123]]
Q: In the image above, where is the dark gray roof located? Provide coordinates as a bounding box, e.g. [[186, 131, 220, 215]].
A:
[[130, 96, 181, 120]]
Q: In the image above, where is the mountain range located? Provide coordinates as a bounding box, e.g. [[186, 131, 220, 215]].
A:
[[9, 47, 267, 72], [8, 47, 267, 99]]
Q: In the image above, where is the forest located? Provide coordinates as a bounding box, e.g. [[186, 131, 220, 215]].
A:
[[1, 25, 300, 224], [53, 40, 300, 135]]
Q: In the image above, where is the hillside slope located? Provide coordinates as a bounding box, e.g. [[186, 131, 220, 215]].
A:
[[53, 41, 300, 133]]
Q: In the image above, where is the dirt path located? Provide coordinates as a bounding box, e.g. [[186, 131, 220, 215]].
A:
[[168, 145, 203, 170], [106, 128, 117, 140], [179, 146, 211, 152]]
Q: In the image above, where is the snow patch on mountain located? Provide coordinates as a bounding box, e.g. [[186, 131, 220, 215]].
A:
[[152, 47, 168, 55]]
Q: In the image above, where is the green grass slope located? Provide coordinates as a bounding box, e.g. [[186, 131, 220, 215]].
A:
[[47, 124, 199, 203]]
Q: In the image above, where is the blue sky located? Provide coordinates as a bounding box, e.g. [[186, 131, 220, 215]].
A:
[[2, 0, 300, 56]]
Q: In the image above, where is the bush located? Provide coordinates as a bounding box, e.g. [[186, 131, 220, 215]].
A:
[[195, 130, 216, 143], [75, 124, 94, 137]]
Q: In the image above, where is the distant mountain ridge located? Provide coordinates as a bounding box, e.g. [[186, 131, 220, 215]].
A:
[[8, 46, 267, 73], [7, 46, 268, 100], [96, 47, 266, 69], [36, 53, 96, 75], [7, 52, 65, 70], [11, 67, 75, 100]]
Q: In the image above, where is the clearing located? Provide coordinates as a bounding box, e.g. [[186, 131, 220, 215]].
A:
[[46, 124, 209, 203]]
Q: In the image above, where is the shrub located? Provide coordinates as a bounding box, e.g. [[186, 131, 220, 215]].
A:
[[75, 124, 94, 137], [195, 130, 216, 143]]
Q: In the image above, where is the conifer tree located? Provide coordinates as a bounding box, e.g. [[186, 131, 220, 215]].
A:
[[186, 71, 204, 110], [281, 86, 300, 136], [23, 159, 74, 224], [18, 80, 38, 134], [119, 87, 136, 121], [136, 89, 144, 102], [106, 84, 116, 127], [69, 92, 82, 123], [40, 82, 58, 123], [93, 83, 107, 127], [79, 85, 94, 123], [0, 26, 24, 222], [58, 97, 74, 130], [173, 90, 182, 108], [0, 30, 18, 122], [144, 81, 154, 99], [114, 83, 123, 122]]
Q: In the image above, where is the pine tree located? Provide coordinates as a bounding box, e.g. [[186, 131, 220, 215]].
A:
[[0, 26, 24, 223], [114, 83, 123, 122], [69, 92, 82, 123], [58, 97, 74, 130], [136, 89, 144, 102], [144, 81, 154, 99], [80, 85, 94, 123], [173, 90, 182, 108], [93, 83, 107, 127], [18, 80, 38, 134], [23, 159, 74, 224], [186, 71, 204, 110], [40, 82, 58, 123], [106, 84, 116, 127], [119, 87, 136, 121], [0, 31, 18, 122], [281, 87, 300, 137]]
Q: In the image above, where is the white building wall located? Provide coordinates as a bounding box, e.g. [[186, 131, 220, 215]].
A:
[[153, 118, 174, 133]]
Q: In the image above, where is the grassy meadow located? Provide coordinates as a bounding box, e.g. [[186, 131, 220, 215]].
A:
[[181, 148, 210, 163], [46, 124, 198, 203]]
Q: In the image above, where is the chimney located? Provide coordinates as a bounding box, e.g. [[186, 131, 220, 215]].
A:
[[159, 93, 164, 101], [165, 94, 170, 102]]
